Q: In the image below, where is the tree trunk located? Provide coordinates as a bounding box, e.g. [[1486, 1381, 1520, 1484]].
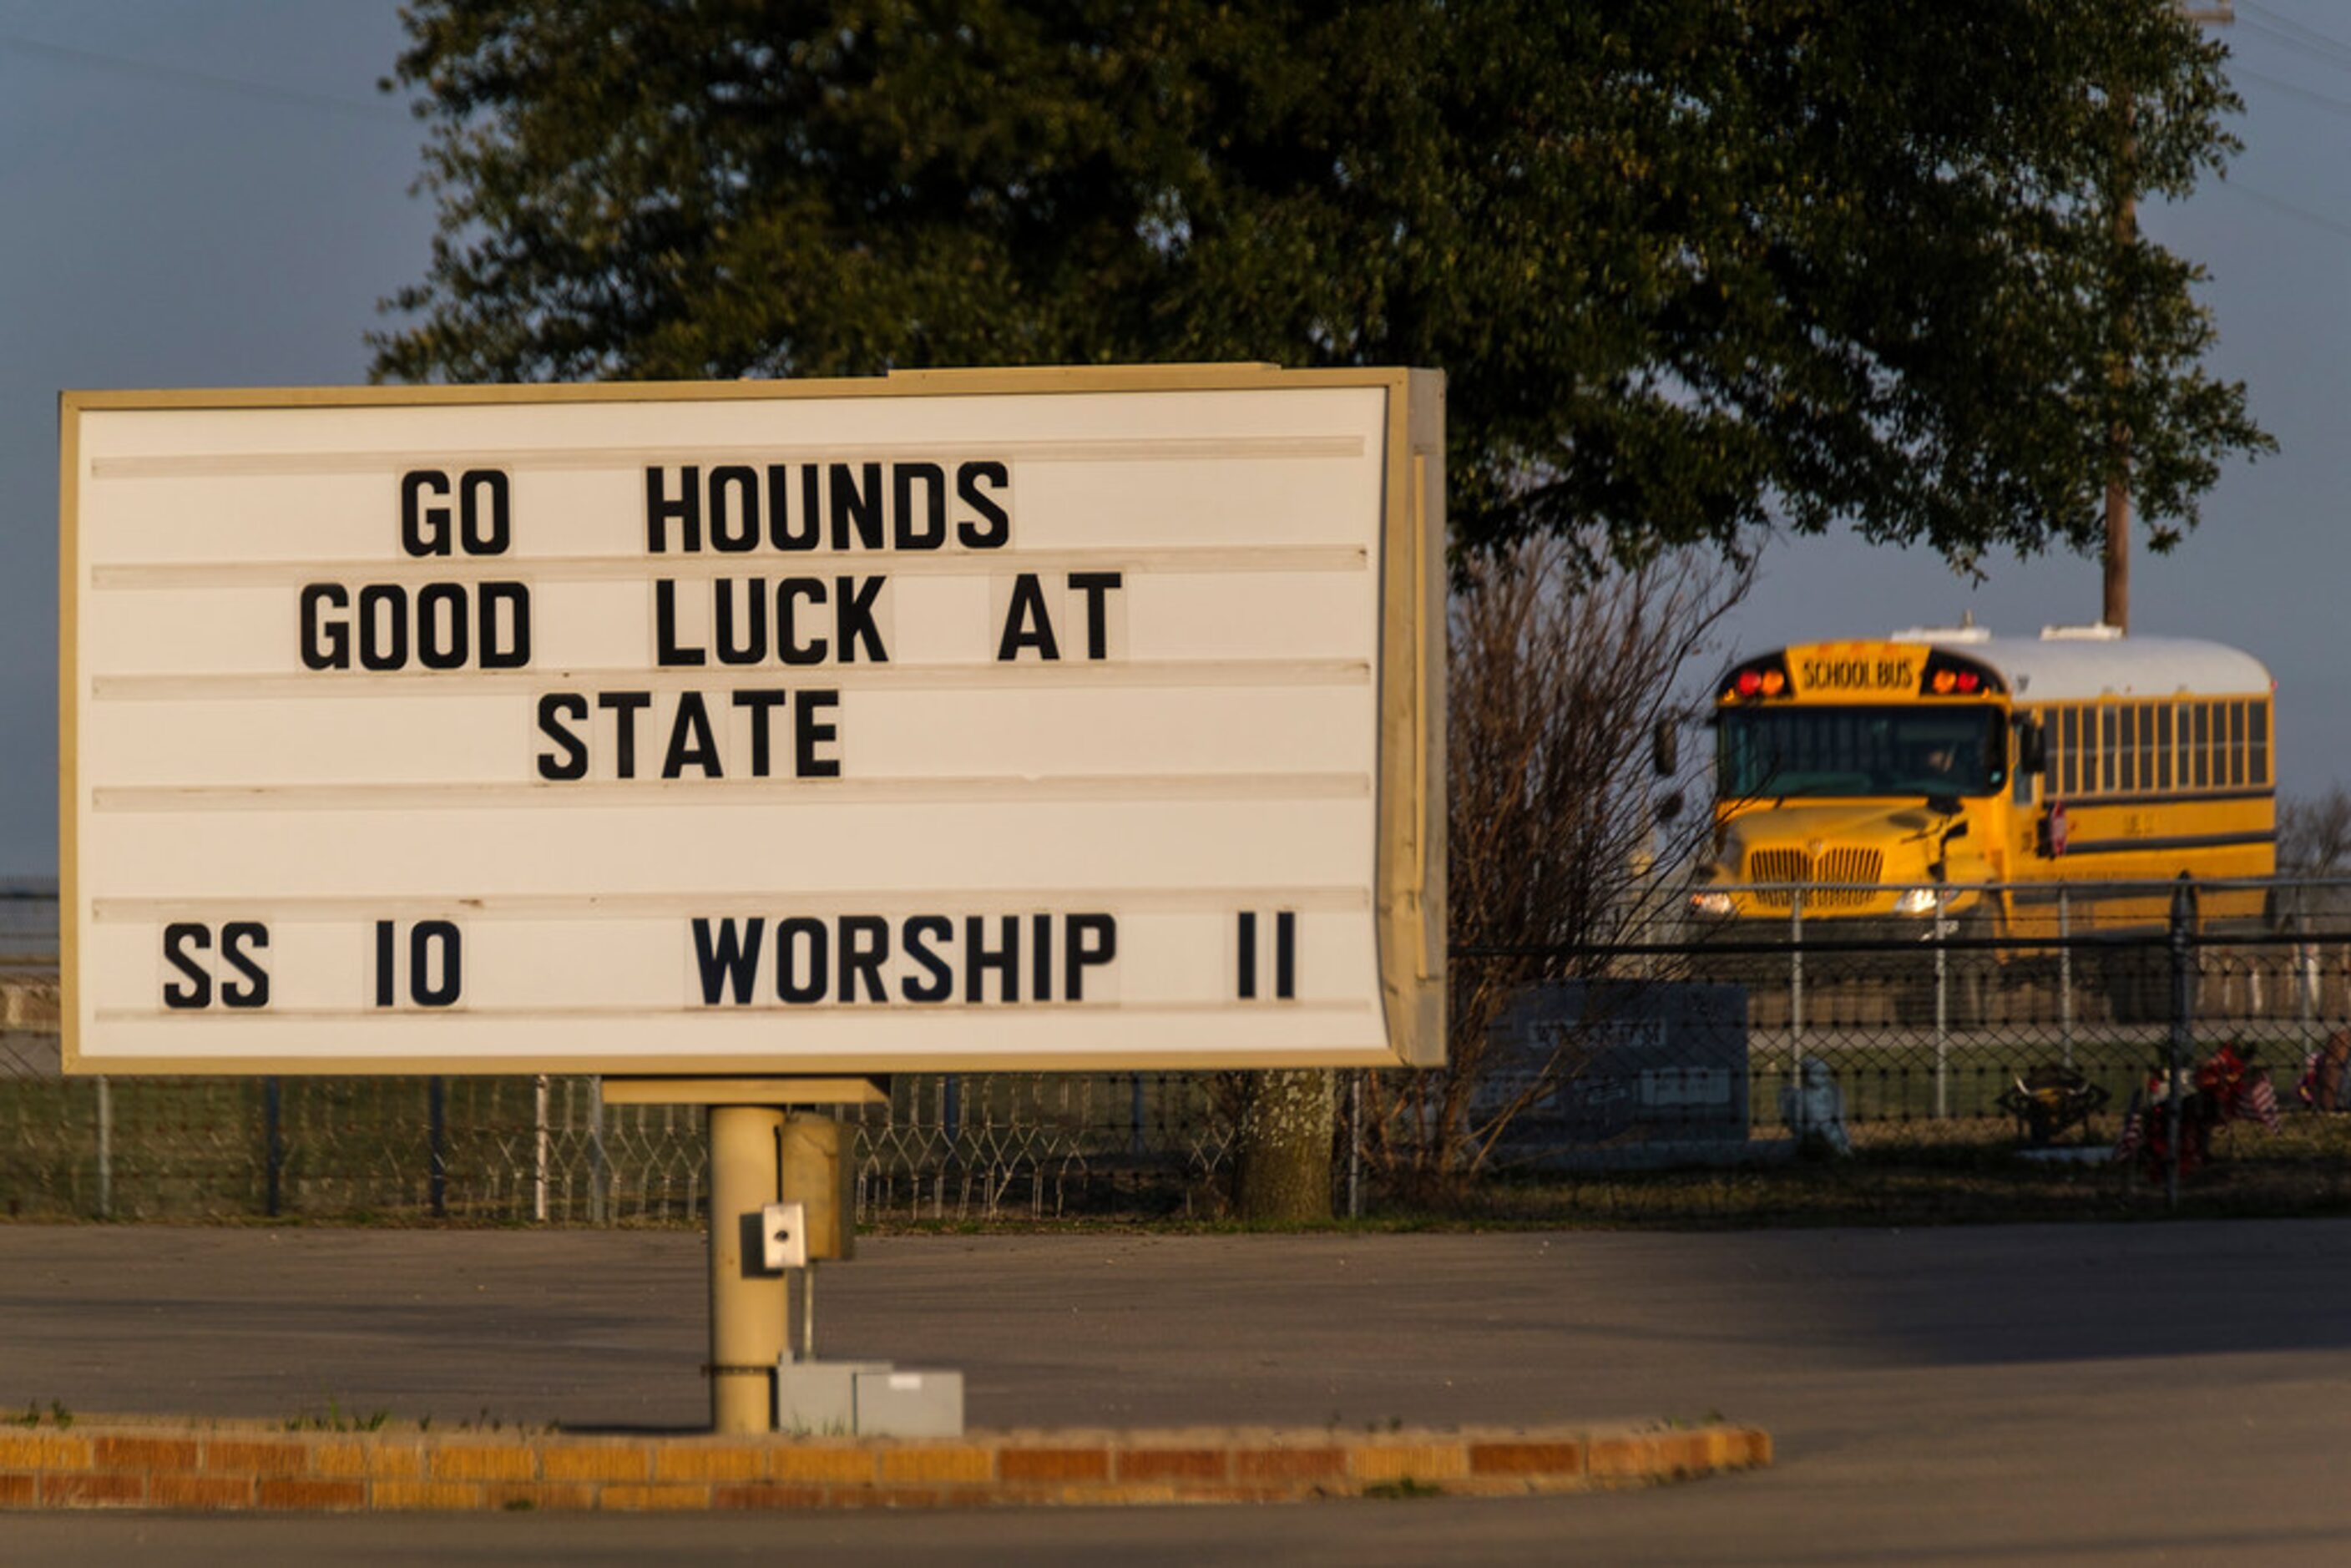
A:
[[1232, 1070, 1335, 1222]]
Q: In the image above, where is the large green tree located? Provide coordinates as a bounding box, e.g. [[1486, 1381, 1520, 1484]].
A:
[[376, 0, 2269, 1221], [377, 0, 2267, 568]]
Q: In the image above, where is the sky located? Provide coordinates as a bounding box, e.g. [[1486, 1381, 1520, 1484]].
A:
[[7, 1, 2351, 879]]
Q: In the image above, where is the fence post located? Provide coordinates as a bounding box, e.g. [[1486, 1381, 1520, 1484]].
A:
[[588, 1076, 609, 1226], [1347, 1070, 1363, 1220], [94, 1077, 113, 1221], [264, 1077, 285, 1219], [1790, 888, 1806, 1074], [1933, 888, 1950, 1120], [2058, 889, 2075, 1069], [427, 1076, 448, 1219], [533, 1074, 550, 1224], [2166, 877, 2197, 1214], [2296, 894, 2317, 1047]]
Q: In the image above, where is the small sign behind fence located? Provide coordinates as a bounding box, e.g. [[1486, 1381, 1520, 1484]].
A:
[[1478, 982, 1750, 1161]]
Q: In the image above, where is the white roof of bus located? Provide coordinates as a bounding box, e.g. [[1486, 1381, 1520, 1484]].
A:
[[1880, 627, 2272, 702]]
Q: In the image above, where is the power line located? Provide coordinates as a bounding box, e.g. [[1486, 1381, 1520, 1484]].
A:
[[2230, 63, 2351, 117], [0, 31, 407, 121], [2216, 175, 2351, 238], [2240, 2, 2351, 66], [2238, 17, 2351, 77]]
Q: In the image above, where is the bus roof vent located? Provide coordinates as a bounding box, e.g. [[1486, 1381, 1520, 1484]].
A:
[[2040, 623, 2125, 641], [1889, 624, 1991, 644]]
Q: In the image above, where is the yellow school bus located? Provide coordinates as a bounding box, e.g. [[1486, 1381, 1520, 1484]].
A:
[[1687, 625, 2276, 937]]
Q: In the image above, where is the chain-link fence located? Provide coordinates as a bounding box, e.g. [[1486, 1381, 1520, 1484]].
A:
[[8, 879, 2351, 1222]]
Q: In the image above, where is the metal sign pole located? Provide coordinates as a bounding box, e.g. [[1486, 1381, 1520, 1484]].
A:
[[706, 1103, 789, 1435]]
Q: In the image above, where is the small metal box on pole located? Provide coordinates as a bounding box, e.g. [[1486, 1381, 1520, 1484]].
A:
[[779, 1115, 853, 1262]]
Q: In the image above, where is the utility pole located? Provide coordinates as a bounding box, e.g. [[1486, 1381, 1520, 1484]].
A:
[[2109, 2, 2234, 634]]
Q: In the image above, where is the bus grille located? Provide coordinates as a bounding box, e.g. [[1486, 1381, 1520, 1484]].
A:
[[1746, 847, 1883, 908]]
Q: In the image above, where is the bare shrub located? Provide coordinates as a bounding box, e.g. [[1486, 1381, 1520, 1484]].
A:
[[1363, 534, 1749, 1198], [2280, 787, 2351, 878]]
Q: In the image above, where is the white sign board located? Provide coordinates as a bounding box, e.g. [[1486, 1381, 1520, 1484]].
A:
[[62, 367, 1445, 1075]]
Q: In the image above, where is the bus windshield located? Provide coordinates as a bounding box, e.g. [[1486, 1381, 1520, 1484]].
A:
[[1717, 706, 2007, 800]]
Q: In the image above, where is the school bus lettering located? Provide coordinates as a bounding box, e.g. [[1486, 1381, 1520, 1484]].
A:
[[1800, 657, 1913, 694]]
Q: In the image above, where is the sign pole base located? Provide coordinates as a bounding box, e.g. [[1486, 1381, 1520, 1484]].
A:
[[707, 1103, 787, 1434]]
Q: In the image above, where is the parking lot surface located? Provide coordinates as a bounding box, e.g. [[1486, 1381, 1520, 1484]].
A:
[[5, 1220, 2349, 1562]]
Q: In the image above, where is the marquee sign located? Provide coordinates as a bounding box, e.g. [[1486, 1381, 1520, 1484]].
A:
[[61, 367, 1444, 1074]]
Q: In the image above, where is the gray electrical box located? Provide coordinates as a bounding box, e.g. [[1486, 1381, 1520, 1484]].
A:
[[852, 1368, 964, 1439], [776, 1358, 888, 1436], [776, 1359, 963, 1438]]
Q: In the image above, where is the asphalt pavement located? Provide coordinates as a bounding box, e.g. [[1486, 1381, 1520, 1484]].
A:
[[4, 1220, 2349, 1563]]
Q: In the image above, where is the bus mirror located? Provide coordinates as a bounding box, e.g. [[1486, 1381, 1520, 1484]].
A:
[[2015, 718, 2047, 776], [1651, 718, 1679, 778]]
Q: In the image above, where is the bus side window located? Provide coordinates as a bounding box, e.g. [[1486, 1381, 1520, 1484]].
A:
[[2252, 702, 2271, 787], [2229, 701, 2247, 787], [2059, 706, 2080, 796], [2192, 704, 2211, 789], [2156, 706, 2174, 791], [2100, 706, 2118, 794]]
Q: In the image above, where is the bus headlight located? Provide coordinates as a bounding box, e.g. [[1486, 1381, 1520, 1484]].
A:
[[1893, 888, 1942, 916], [1689, 892, 1736, 917]]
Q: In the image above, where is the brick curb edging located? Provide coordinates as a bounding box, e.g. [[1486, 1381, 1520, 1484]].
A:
[[0, 1419, 1769, 1511]]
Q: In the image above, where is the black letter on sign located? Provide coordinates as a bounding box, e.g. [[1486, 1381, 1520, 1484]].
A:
[[375, 919, 395, 1007], [478, 582, 532, 669], [411, 921, 462, 1008], [829, 462, 885, 550], [714, 578, 766, 666], [1236, 911, 1296, 1000], [1067, 914, 1117, 1000], [709, 465, 760, 552], [299, 583, 349, 670], [162, 922, 212, 1009], [221, 922, 270, 1009], [901, 915, 954, 1003], [776, 917, 830, 1004], [416, 582, 469, 670], [839, 915, 891, 1004], [1069, 571, 1122, 660], [731, 690, 787, 776], [401, 470, 453, 556], [836, 575, 888, 664], [965, 914, 1019, 1004], [796, 689, 841, 778], [778, 578, 827, 665], [536, 692, 589, 781], [654, 579, 705, 667], [956, 461, 1010, 549], [661, 691, 723, 779], [646, 466, 700, 552], [692, 918, 766, 1005], [599, 691, 652, 779], [893, 463, 947, 549], [458, 469, 511, 554], [358, 584, 409, 671], [997, 574, 1058, 660]]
